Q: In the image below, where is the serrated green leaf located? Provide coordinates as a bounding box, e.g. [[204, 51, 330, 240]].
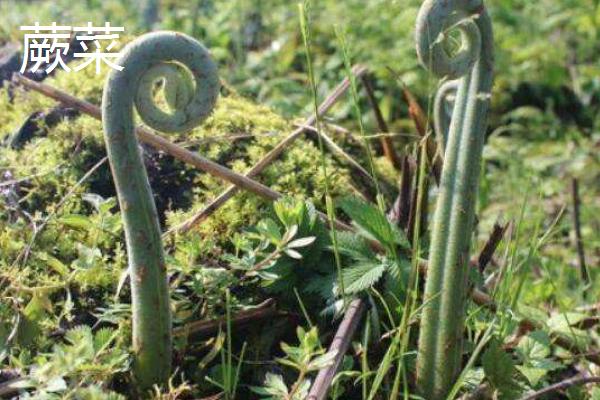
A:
[[515, 364, 555, 387], [262, 372, 289, 396], [548, 312, 587, 329], [93, 327, 116, 353], [516, 330, 563, 387], [256, 218, 282, 243], [65, 325, 93, 346], [335, 230, 375, 261], [342, 262, 386, 294], [482, 339, 522, 398], [339, 196, 409, 251]]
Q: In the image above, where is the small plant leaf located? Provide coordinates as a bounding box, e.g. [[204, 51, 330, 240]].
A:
[[339, 196, 409, 250], [342, 262, 386, 294], [287, 236, 316, 249], [482, 339, 523, 398], [307, 350, 337, 371]]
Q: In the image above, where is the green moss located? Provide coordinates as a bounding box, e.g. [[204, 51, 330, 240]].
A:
[[0, 57, 362, 294]]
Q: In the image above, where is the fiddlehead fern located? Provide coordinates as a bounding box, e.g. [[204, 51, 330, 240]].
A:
[[433, 79, 459, 152], [102, 31, 219, 390], [415, 1, 494, 398]]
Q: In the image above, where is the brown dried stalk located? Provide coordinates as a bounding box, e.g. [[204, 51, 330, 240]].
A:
[[306, 298, 366, 400], [361, 74, 401, 170], [571, 178, 589, 286], [388, 154, 415, 230], [173, 299, 279, 340], [10, 73, 358, 237], [520, 375, 600, 400], [400, 83, 443, 184], [477, 221, 509, 273]]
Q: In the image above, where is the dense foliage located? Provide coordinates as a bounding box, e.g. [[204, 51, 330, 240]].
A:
[[0, 0, 599, 399]]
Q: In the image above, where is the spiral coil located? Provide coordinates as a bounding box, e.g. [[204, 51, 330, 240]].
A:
[[102, 31, 219, 390]]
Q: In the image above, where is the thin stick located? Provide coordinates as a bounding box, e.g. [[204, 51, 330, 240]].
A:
[[306, 298, 366, 400], [173, 299, 278, 340], [289, 123, 373, 189], [477, 221, 509, 273], [293, 121, 350, 135], [520, 375, 600, 400], [399, 82, 443, 184], [167, 65, 368, 235], [0, 378, 27, 398], [388, 154, 414, 229], [571, 178, 589, 286], [361, 75, 401, 169], [10, 74, 357, 236]]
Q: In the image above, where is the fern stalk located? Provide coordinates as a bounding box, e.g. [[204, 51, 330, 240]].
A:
[[415, 1, 494, 398], [102, 31, 219, 390]]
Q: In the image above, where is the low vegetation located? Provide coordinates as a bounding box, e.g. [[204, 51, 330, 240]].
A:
[[0, 0, 599, 399]]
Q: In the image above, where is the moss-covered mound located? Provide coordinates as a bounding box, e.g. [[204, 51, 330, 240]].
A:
[[0, 62, 361, 256]]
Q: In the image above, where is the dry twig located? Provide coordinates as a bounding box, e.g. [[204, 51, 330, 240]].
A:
[[361, 75, 401, 169], [571, 178, 589, 286], [306, 299, 366, 400], [173, 299, 279, 340], [477, 221, 509, 273], [520, 375, 600, 400]]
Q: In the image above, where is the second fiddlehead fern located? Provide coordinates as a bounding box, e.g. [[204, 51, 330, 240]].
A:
[[433, 79, 459, 152], [102, 31, 219, 391], [415, 0, 494, 398]]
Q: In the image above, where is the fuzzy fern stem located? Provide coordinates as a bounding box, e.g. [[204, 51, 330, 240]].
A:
[[415, 1, 494, 398], [101, 31, 219, 391]]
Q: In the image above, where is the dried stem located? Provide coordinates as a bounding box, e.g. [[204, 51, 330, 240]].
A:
[[299, 123, 373, 186], [477, 221, 509, 272], [12, 73, 283, 204], [173, 299, 278, 340], [361, 74, 401, 169], [388, 154, 415, 229], [306, 299, 366, 400], [571, 178, 589, 286], [520, 375, 600, 400], [400, 83, 443, 184]]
